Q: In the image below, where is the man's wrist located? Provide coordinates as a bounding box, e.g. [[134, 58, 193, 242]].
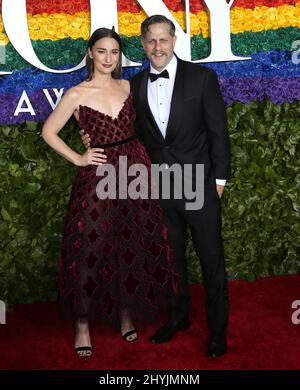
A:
[[216, 179, 226, 186]]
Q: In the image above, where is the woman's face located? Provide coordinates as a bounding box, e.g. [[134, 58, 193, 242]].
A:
[[88, 37, 120, 75]]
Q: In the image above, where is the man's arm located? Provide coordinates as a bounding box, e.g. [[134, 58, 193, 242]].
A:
[[202, 69, 231, 196]]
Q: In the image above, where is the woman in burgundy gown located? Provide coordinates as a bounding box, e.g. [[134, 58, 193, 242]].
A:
[[42, 28, 177, 357]]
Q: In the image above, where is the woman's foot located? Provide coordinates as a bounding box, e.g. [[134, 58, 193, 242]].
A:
[[74, 317, 92, 357], [120, 308, 138, 342]]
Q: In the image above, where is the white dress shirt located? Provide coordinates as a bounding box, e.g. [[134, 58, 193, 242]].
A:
[[147, 55, 226, 186], [147, 55, 177, 138]]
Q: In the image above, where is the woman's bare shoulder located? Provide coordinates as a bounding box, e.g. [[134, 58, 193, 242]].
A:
[[64, 82, 93, 105], [63, 85, 82, 100]]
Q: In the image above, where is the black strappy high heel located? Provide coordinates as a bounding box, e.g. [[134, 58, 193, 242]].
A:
[[122, 329, 138, 343], [120, 307, 138, 342], [75, 346, 93, 357]]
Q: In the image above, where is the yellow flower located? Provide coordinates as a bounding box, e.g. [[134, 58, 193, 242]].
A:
[[277, 5, 298, 28], [252, 6, 266, 20], [0, 17, 4, 33], [80, 24, 90, 39], [194, 12, 209, 37], [55, 14, 69, 28], [0, 34, 9, 45], [119, 13, 142, 36], [42, 23, 58, 38]]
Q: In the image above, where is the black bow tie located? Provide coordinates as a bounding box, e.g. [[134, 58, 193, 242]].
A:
[[148, 69, 169, 82]]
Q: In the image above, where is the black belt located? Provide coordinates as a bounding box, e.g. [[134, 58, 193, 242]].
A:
[[92, 134, 136, 149]]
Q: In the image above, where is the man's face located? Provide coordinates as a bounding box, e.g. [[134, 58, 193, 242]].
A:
[[141, 23, 177, 72], [88, 37, 120, 76]]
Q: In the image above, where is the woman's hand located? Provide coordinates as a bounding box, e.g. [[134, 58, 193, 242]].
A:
[[76, 147, 107, 167]]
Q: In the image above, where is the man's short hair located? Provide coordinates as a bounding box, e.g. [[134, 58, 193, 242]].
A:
[[141, 15, 176, 38]]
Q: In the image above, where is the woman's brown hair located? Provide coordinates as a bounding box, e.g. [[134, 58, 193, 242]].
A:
[[86, 27, 122, 81]]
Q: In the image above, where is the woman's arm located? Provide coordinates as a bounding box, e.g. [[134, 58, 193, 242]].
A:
[[41, 88, 105, 167]]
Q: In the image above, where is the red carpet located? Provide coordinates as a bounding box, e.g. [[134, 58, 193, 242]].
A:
[[1, 274, 300, 370]]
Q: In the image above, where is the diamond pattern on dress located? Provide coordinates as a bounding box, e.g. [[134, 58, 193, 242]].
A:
[[141, 200, 151, 212], [122, 273, 140, 295], [144, 219, 156, 234], [59, 94, 176, 322], [142, 259, 151, 276], [152, 264, 169, 286], [138, 236, 145, 249], [101, 221, 111, 234], [121, 225, 133, 241], [88, 229, 99, 244], [77, 218, 86, 233], [82, 199, 89, 209], [69, 261, 78, 280], [90, 208, 99, 222], [148, 241, 162, 258], [102, 291, 116, 316], [83, 276, 97, 297], [73, 238, 82, 254], [121, 248, 136, 265], [85, 251, 98, 268], [100, 264, 114, 282], [102, 242, 113, 257], [121, 205, 130, 217]]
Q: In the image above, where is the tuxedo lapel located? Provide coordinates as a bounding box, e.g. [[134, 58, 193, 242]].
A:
[[165, 59, 185, 143], [139, 68, 165, 142]]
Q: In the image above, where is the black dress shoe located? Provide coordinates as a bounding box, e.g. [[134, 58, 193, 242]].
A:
[[149, 315, 190, 343], [207, 333, 227, 357]]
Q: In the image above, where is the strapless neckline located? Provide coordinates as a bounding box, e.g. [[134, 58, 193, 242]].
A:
[[79, 93, 132, 122]]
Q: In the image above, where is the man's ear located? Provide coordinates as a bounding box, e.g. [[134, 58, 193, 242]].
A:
[[173, 35, 177, 48], [140, 37, 146, 51]]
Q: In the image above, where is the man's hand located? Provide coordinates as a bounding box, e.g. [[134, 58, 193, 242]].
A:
[[216, 184, 225, 198], [80, 130, 91, 149]]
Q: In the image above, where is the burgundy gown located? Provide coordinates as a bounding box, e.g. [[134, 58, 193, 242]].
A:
[[59, 93, 178, 324]]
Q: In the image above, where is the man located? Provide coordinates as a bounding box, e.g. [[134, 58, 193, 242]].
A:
[[82, 15, 231, 357]]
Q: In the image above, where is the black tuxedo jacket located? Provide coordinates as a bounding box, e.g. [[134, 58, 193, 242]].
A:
[[130, 58, 231, 185]]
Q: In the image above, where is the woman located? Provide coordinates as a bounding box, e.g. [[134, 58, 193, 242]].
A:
[[42, 28, 177, 358]]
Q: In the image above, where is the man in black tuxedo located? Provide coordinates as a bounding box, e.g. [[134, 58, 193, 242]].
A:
[[81, 15, 230, 357], [130, 15, 230, 358]]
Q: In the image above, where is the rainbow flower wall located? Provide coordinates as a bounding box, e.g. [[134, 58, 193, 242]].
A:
[[0, 0, 299, 124]]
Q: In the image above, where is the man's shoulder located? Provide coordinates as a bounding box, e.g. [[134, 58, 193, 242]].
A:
[[130, 67, 149, 86], [180, 59, 216, 77]]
